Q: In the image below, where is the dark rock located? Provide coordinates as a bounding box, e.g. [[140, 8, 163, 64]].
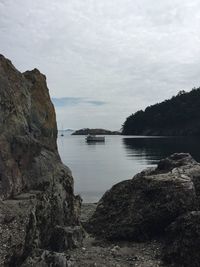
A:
[[162, 211, 200, 267], [21, 249, 69, 267], [156, 153, 197, 173], [0, 55, 83, 266], [50, 225, 84, 252], [87, 153, 200, 241]]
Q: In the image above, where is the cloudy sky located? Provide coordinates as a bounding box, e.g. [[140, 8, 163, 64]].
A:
[[1, 0, 200, 130]]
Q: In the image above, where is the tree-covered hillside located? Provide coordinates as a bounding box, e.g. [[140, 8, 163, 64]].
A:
[[122, 88, 200, 136], [72, 128, 120, 135]]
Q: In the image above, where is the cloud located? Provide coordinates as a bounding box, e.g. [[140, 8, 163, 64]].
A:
[[1, 0, 200, 129], [52, 97, 106, 107], [86, 100, 105, 106], [52, 97, 83, 107]]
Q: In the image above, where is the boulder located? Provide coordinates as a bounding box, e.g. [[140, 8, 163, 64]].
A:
[[0, 55, 83, 266], [87, 153, 200, 241], [162, 211, 200, 267]]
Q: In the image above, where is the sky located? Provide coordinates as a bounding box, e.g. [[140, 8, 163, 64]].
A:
[[0, 0, 200, 130]]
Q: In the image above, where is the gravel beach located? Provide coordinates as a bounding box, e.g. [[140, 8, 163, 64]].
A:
[[69, 203, 167, 267]]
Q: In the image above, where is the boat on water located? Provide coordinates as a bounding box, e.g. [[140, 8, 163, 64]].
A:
[[86, 134, 105, 142]]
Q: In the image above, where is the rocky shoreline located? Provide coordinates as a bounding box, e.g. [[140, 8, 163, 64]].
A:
[[1, 55, 200, 267], [69, 203, 165, 267], [71, 153, 200, 267]]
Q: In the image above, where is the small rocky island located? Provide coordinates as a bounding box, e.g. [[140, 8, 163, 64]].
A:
[[72, 128, 121, 135], [1, 54, 200, 267]]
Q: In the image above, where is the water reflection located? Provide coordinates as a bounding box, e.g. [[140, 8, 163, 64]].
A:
[[58, 135, 200, 202], [122, 136, 200, 164], [86, 142, 105, 146]]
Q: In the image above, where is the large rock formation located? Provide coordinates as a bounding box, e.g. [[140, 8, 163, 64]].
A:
[[87, 153, 200, 241], [0, 55, 83, 266]]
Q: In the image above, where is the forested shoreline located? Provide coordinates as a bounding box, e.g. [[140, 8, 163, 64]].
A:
[[122, 88, 200, 136]]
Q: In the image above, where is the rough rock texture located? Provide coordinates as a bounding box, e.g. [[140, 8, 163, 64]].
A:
[[0, 55, 83, 266], [21, 249, 70, 267], [87, 153, 200, 241], [162, 211, 200, 267]]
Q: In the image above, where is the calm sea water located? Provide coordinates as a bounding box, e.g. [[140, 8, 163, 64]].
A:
[[57, 134, 200, 203]]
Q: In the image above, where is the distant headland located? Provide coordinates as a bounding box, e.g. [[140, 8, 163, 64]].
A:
[[72, 128, 121, 135], [122, 88, 200, 136]]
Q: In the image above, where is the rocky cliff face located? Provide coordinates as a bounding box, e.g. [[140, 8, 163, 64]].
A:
[[0, 55, 83, 266]]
